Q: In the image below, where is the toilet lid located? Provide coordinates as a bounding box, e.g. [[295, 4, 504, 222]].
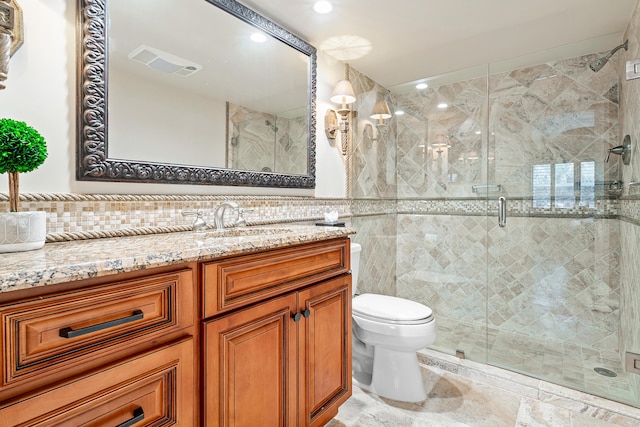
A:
[[352, 294, 433, 324]]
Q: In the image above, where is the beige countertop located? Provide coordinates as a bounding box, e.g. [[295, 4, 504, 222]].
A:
[[0, 225, 355, 293]]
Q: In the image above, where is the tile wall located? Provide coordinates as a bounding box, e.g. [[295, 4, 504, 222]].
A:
[[350, 200, 397, 296], [350, 49, 625, 352], [0, 194, 351, 241], [346, 39, 640, 405], [348, 70, 397, 200], [227, 103, 308, 175], [619, 0, 640, 403]]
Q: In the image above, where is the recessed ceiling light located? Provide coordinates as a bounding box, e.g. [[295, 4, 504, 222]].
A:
[[395, 110, 405, 116], [416, 83, 428, 90], [437, 103, 448, 109], [251, 33, 267, 43], [314, 1, 332, 13]]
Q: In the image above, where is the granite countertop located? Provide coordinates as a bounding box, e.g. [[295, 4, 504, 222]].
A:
[[0, 225, 355, 293]]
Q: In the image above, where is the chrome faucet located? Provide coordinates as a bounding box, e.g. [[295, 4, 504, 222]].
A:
[[214, 201, 248, 230], [181, 209, 208, 232]]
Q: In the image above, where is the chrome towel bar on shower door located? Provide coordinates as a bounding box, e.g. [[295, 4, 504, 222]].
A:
[[498, 197, 507, 227]]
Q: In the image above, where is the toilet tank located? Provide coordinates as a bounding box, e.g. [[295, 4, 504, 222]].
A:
[[350, 241, 361, 296]]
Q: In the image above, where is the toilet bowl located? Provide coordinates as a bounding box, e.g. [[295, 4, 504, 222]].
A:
[[350, 242, 436, 402]]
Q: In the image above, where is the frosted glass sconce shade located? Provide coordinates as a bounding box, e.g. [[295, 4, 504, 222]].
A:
[[370, 99, 392, 120], [330, 79, 356, 106]]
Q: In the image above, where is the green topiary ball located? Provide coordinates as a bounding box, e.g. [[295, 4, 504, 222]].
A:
[[0, 118, 48, 174]]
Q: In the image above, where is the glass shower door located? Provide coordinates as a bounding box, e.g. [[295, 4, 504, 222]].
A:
[[486, 55, 634, 405]]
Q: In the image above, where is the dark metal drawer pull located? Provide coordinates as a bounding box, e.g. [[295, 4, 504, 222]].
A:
[[59, 310, 144, 339], [116, 407, 144, 427]]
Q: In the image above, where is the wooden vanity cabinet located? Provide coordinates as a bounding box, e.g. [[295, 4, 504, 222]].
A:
[[202, 238, 352, 427], [0, 263, 198, 426], [0, 236, 353, 426]]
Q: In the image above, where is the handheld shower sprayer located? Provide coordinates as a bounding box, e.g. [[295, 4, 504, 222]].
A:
[[589, 40, 628, 72]]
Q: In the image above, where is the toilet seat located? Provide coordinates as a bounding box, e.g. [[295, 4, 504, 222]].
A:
[[353, 293, 433, 325]]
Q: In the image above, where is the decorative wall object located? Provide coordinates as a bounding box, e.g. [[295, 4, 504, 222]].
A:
[[0, 0, 23, 90]]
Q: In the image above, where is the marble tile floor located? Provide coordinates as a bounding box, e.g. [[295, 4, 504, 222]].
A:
[[433, 318, 634, 405], [326, 349, 640, 427]]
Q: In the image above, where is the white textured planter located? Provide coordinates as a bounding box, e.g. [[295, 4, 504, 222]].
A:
[[0, 211, 47, 253]]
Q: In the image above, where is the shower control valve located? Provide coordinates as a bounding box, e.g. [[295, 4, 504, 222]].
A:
[[605, 135, 632, 165]]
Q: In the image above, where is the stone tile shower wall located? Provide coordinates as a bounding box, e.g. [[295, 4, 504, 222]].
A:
[[349, 69, 397, 200], [227, 103, 308, 175], [350, 199, 398, 296], [396, 75, 487, 198], [347, 68, 398, 297], [489, 56, 620, 197], [392, 51, 623, 361], [620, 0, 640, 403]]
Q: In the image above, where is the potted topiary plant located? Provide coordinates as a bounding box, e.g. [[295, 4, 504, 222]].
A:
[[0, 118, 48, 252]]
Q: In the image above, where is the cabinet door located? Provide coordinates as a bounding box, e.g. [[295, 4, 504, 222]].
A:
[[298, 275, 352, 427], [203, 293, 298, 427]]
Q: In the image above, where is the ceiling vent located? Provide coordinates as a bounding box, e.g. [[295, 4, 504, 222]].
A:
[[128, 45, 202, 77]]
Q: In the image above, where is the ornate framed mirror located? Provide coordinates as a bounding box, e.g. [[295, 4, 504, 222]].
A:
[[77, 0, 316, 188]]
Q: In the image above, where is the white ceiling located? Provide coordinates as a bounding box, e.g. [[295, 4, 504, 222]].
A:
[[240, 0, 638, 88]]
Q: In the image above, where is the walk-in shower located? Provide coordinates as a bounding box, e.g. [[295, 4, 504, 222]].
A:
[[349, 44, 639, 408], [226, 103, 307, 175]]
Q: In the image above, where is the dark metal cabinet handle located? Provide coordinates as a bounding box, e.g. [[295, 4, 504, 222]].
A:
[[115, 407, 144, 427], [292, 309, 311, 322], [59, 310, 144, 339]]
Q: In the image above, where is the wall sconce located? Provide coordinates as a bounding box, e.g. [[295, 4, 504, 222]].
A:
[[0, 0, 24, 90], [370, 98, 392, 126], [325, 79, 356, 155]]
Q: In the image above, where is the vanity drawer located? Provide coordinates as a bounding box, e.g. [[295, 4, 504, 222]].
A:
[[0, 268, 195, 394], [202, 238, 349, 317], [0, 337, 195, 426]]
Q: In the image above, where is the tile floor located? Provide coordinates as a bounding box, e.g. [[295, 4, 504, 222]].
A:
[[433, 318, 635, 406], [326, 350, 640, 426]]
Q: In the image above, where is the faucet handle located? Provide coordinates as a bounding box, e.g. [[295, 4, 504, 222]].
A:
[[181, 209, 208, 232], [235, 208, 253, 227]]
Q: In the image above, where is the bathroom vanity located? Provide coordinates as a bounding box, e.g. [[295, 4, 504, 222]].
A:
[[0, 226, 353, 426]]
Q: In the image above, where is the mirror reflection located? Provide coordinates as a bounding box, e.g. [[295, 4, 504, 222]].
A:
[[77, 0, 316, 188], [226, 103, 308, 174]]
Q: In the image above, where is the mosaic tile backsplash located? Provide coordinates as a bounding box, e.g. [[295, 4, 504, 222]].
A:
[[0, 194, 351, 240]]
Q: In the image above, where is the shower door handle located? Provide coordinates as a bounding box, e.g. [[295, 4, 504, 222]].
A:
[[498, 197, 507, 227]]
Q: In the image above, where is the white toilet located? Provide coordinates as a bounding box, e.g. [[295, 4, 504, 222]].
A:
[[350, 241, 436, 402]]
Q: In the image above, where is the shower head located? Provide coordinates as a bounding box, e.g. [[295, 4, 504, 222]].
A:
[[589, 40, 628, 72]]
